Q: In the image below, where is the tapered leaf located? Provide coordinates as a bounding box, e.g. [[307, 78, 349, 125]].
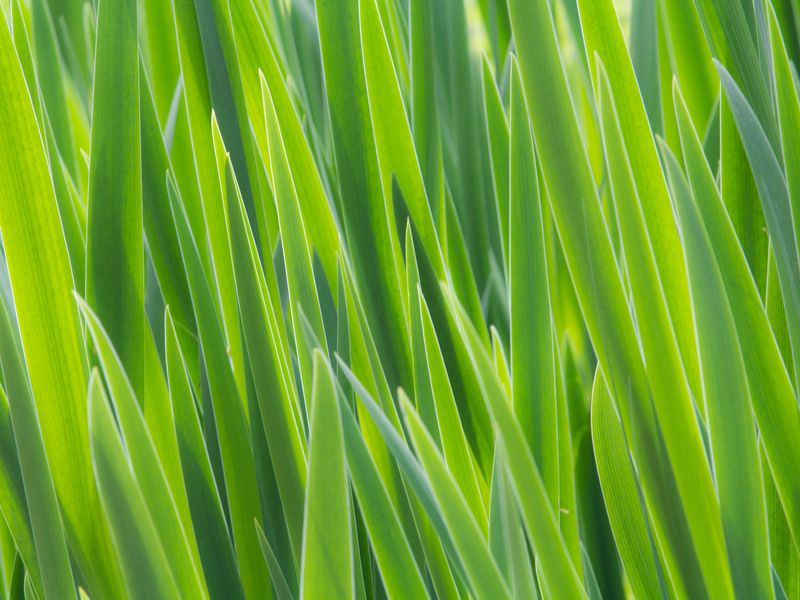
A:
[[508, 60, 558, 505], [300, 352, 353, 599], [0, 19, 122, 598], [88, 372, 180, 600], [86, 0, 144, 398]]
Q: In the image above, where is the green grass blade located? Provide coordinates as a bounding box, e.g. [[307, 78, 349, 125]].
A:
[[360, 0, 443, 278], [590, 370, 665, 600], [508, 60, 558, 505], [0, 19, 122, 598], [400, 395, 510, 600], [86, 0, 144, 398], [315, 0, 411, 390], [0, 304, 74, 599], [77, 298, 208, 599], [337, 388, 429, 600], [660, 135, 772, 599], [88, 371, 181, 600], [165, 310, 245, 600], [768, 4, 800, 276], [167, 175, 271, 599], [674, 87, 800, 556], [717, 61, 800, 387], [578, 0, 701, 401], [300, 352, 353, 599], [441, 285, 586, 599], [226, 149, 307, 564]]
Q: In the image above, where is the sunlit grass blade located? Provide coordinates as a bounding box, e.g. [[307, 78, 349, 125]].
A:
[[661, 138, 771, 598], [86, 0, 144, 397], [300, 352, 353, 599], [315, 0, 411, 390], [167, 174, 271, 598], [508, 59, 558, 505], [77, 297, 208, 598], [441, 285, 586, 598], [590, 369, 666, 599], [0, 303, 74, 599], [717, 61, 800, 387], [673, 84, 800, 555], [0, 19, 122, 597], [87, 371, 180, 600], [165, 310, 245, 600]]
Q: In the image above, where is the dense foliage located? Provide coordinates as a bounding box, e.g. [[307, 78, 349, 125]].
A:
[[0, 0, 799, 597]]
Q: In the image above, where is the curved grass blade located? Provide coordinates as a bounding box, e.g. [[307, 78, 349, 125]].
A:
[[77, 298, 208, 599], [88, 372, 181, 600], [441, 285, 586, 599], [0, 304, 74, 599], [400, 395, 510, 600], [0, 19, 123, 598], [717, 61, 800, 388], [661, 137, 772, 599], [590, 370, 665, 600], [673, 85, 800, 556], [167, 174, 271, 599]]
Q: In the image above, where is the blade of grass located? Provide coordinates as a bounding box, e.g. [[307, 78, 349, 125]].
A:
[[0, 19, 122, 598], [661, 137, 771, 598], [0, 303, 74, 599], [300, 352, 353, 599], [88, 372, 180, 600], [508, 59, 558, 505], [86, 0, 144, 398]]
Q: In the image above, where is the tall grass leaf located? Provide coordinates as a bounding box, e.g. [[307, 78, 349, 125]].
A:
[[578, 0, 701, 400], [441, 285, 586, 599], [226, 153, 307, 562], [508, 60, 558, 506], [590, 369, 665, 600], [30, 0, 76, 179], [256, 522, 295, 600], [300, 352, 353, 599], [673, 86, 800, 555], [660, 135, 772, 599], [506, 1, 710, 593], [360, 0, 444, 279], [0, 18, 123, 598], [226, 0, 341, 286], [336, 384, 429, 600], [768, 4, 800, 268], [140, 64, 196, 359], [77, 298, 208, 599], [717, 61, 800, 387], [419, 290, 487, 523], [262, 82, 327, 397], [87, 371, 181, 600], [400, 395, 510, 599], [597, 59, 733, 596], [0, 304, 74, 599], [171, 0, 247, 400], [0, 386, 37, 596], [86, 0, 144, 398], [315, 0, 411, 390], [167, 174, 272, 599], [165, 310, 245, 600], [481, 56, 510, 270], [409, 0, 442, 215]]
